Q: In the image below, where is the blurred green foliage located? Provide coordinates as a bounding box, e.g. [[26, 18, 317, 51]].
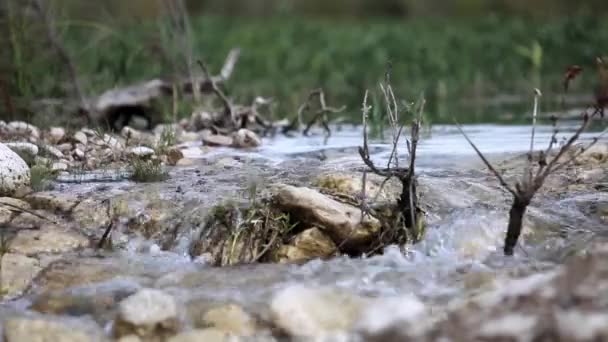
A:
[[1, 0, 607, 124]]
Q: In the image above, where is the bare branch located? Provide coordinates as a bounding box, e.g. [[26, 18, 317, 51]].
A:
[[455, 122, 517, 197]]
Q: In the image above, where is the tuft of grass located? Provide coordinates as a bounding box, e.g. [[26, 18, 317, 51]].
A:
[[29, 161, 57, 192], [129, 158, 169, 183], [155, 126, 177, 155]]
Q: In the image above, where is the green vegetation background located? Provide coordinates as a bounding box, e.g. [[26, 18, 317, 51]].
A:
[[1, 0, 607, 125]]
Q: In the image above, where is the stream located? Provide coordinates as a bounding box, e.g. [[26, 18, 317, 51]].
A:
[[1, 124, 606, 340]]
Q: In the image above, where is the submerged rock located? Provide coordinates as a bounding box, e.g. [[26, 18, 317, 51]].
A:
[[274, 185, 381, 253], [114, 288, 180, 341], [0, 253, 42, 299], [422, 241, 608, 341], [3, 317, 105, 342], [8, 226, 89, 256], [0, 143, 30, 196], [201, 304, 258, 336], [270, 285, 368, 337], [167, 329, 231, 342]]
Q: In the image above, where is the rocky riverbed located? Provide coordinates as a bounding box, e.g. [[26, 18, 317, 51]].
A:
[[0, 120, 607, 341]]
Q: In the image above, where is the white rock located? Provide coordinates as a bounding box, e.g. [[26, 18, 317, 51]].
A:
[[128, 146, 155, 158], [73, 131, 88, 145], [51, 162, 69, 172], [41, 144, 65, 159], [7, 121, 40, 139], [121, 126, 142, 140], [270, 285, 368, 336], [232, 129, 261, 148], [57, 143, 73, 153], [355, 295, 427, 336], [117, 288, 178, 326], [0, 143, 30, 196], [5, 142, 39, 160], [167, 329, 230, 342], [74, 148, 85, 160], [102, 134, 123, 150], [48, 127, 66, 144]]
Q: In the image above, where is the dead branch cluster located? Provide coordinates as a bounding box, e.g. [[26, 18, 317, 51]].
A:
[[356, 67, 426, 248], [282, 89, 346, 136]]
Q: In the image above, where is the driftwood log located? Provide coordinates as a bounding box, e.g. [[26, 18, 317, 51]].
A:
[[83, 49, 241, 130]]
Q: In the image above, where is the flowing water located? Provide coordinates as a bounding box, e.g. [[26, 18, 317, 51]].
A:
[[1, 124, 605, 337]]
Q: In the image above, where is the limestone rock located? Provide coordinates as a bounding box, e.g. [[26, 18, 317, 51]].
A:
[[232, 129, 261, 148], [51, 162, 68, 172], [0, 206, 13, 225], [166, 147, 184, 166], [71, 199, 111, 231], [202, 132, 233, 147], [7, 121, 40, 139], [114, 288, 180, 341], [424, 241, 608, 341], [73, 131, 88, 145], [57, 143, 73, 153], [3, 317, 103, 342], [314, 173, 395, 202], [0, 253, 42, 299], [190, 110, 214, 131], [26, 193, 79, 213], [201, 304, 258, 336], [0, 143, 30, 196], [167, 329, 231, 342], [270, 285, 368, 337], [0, 197, 31, 210], [5, 142, 39, 163], [40, 144, 64, 159], [128, 146, 155, 158], [274, 185, 381, 252], [8, 226, 89, 256], [48, 127, 66, 144], [274, 227, 336, 263]]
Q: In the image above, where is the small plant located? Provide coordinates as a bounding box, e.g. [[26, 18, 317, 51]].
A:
[[129, 158, 168, 183], [155, 126, 177, 155], [30, 160, 56, 192], [457, 63, 607, 256]]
